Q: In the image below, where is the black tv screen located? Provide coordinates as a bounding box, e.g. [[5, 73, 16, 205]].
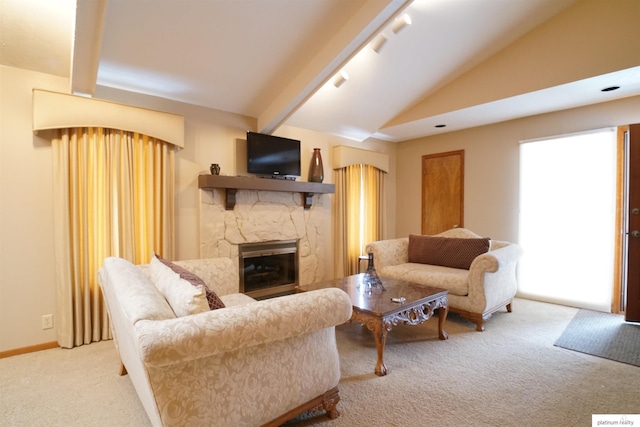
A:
[[246, 131, 301, 179]]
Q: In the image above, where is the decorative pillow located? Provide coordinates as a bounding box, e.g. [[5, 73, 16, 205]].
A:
[[408, 235, 491, 270], [154, 254, 225, 310], [101, 257, 176, 323], [148, 255, 210, 317]]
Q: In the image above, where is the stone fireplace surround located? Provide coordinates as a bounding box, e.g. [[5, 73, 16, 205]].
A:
[[199, 186, 332, 290]]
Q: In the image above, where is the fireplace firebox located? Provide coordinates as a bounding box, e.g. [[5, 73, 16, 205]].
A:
[[239, 239, 299, 299]]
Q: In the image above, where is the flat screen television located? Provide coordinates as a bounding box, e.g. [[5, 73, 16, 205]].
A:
[[246, 131, 301, 179]]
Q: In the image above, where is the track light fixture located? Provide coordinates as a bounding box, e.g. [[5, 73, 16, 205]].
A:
[[370, 33, 389, 54], [333, 70, 349, 88], [391, 13, 412, 34], [329, 13, 411, 89]]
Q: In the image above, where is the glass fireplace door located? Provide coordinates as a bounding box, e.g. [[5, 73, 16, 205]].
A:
[[239, 240, 299, 299]]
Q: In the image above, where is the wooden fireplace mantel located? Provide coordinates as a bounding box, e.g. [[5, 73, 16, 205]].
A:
[[198, 175, 335, 210]]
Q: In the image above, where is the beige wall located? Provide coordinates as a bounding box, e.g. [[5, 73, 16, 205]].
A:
[[3, 63, 639, 353], [395, 95, 640, 242], [274, 126, 397, 242], [0, 66, 395, 352], [0, 66, 69, 352]]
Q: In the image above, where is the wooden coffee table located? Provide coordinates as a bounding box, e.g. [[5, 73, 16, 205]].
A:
[[299, 274, 448, 376]]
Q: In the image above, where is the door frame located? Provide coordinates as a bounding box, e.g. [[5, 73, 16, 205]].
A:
[[612, 124, 640, 321], [622, 124, 640, 321], [612, 126, 627, 314]]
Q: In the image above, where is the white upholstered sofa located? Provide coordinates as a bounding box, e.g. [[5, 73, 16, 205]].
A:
[[98, 256, 352, 427], [365, 228, 523, 331]]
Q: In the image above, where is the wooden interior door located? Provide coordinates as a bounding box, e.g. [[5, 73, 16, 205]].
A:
[[421, 150, 464, 235], [624, 124, 640, 322]]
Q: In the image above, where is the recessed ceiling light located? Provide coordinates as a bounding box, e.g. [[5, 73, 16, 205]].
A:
[[601, 86, 620, 92], [435, 124, 446, 128]]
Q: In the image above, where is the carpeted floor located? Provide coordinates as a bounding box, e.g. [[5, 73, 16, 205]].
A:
[[554, 309, 640, 367], [2, 298, 640, 426]]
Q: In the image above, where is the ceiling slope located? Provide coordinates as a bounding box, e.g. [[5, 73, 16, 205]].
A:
[[80, 0, 409, 135], [376, 0, 640, 141], [286, 0, 582, 141], [3, 0, 640, 143], [0, 0, 74, 78]]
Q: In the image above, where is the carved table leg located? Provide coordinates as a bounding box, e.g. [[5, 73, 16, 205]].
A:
[[438, 304, 449, 340], [372, 321, 389, 376]]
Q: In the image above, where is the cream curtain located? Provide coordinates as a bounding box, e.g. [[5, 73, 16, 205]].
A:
[[334, 164, 385, 277], [52, 127, 175, 348]]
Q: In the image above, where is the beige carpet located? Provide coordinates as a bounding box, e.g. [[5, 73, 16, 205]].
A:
[[2, 298, 639, 426]]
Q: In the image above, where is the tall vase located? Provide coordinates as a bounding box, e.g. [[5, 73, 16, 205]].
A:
[[308, 148, 324, 183], [363, 252, 385, 291]]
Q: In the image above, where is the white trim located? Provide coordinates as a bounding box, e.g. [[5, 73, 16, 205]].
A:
[[32, 90, 185, 148]]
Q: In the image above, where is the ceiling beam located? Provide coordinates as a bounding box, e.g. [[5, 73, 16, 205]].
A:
[[257, 0, 412, 135], [70, 0, 107, 96]]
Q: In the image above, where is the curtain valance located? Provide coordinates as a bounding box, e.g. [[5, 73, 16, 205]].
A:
[[332, 145, 389, 173], [32, 89, 184, 148]]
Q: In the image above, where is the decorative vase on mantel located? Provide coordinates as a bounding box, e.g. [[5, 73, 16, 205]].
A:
[[308, 148, 324, 183], [210, 163, 220, 175]]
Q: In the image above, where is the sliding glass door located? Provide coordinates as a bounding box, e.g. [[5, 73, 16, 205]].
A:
[[518, 129, 617, 311]]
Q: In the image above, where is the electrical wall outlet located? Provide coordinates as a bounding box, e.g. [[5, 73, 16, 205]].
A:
[[42, 314, 53, 330]]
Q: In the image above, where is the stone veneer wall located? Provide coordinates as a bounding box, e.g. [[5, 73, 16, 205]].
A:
[[200, 188, 332, 289]]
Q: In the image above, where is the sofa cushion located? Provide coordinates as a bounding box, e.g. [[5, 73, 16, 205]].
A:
[[381, 263, 469, 296], [408, 234, 490, 270], [148, 255, 211, 317], [155, 254, 226, 310]]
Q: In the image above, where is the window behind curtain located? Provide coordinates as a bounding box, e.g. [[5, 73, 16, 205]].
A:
[[334, 163, 385, 276]]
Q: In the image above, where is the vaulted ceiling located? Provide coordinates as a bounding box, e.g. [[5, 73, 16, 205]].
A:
[[2, 0, 640, 142]]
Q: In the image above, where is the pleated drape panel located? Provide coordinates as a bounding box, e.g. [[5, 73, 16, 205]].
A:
[[333, 164, 385, 277], [52, 127, 175, 348]]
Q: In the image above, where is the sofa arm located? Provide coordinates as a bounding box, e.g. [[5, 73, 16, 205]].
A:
[[365, 237, 409, 269], [469, 243, 523, 274], [468, 243, 524, 305], [135, 288, 352, 368]]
